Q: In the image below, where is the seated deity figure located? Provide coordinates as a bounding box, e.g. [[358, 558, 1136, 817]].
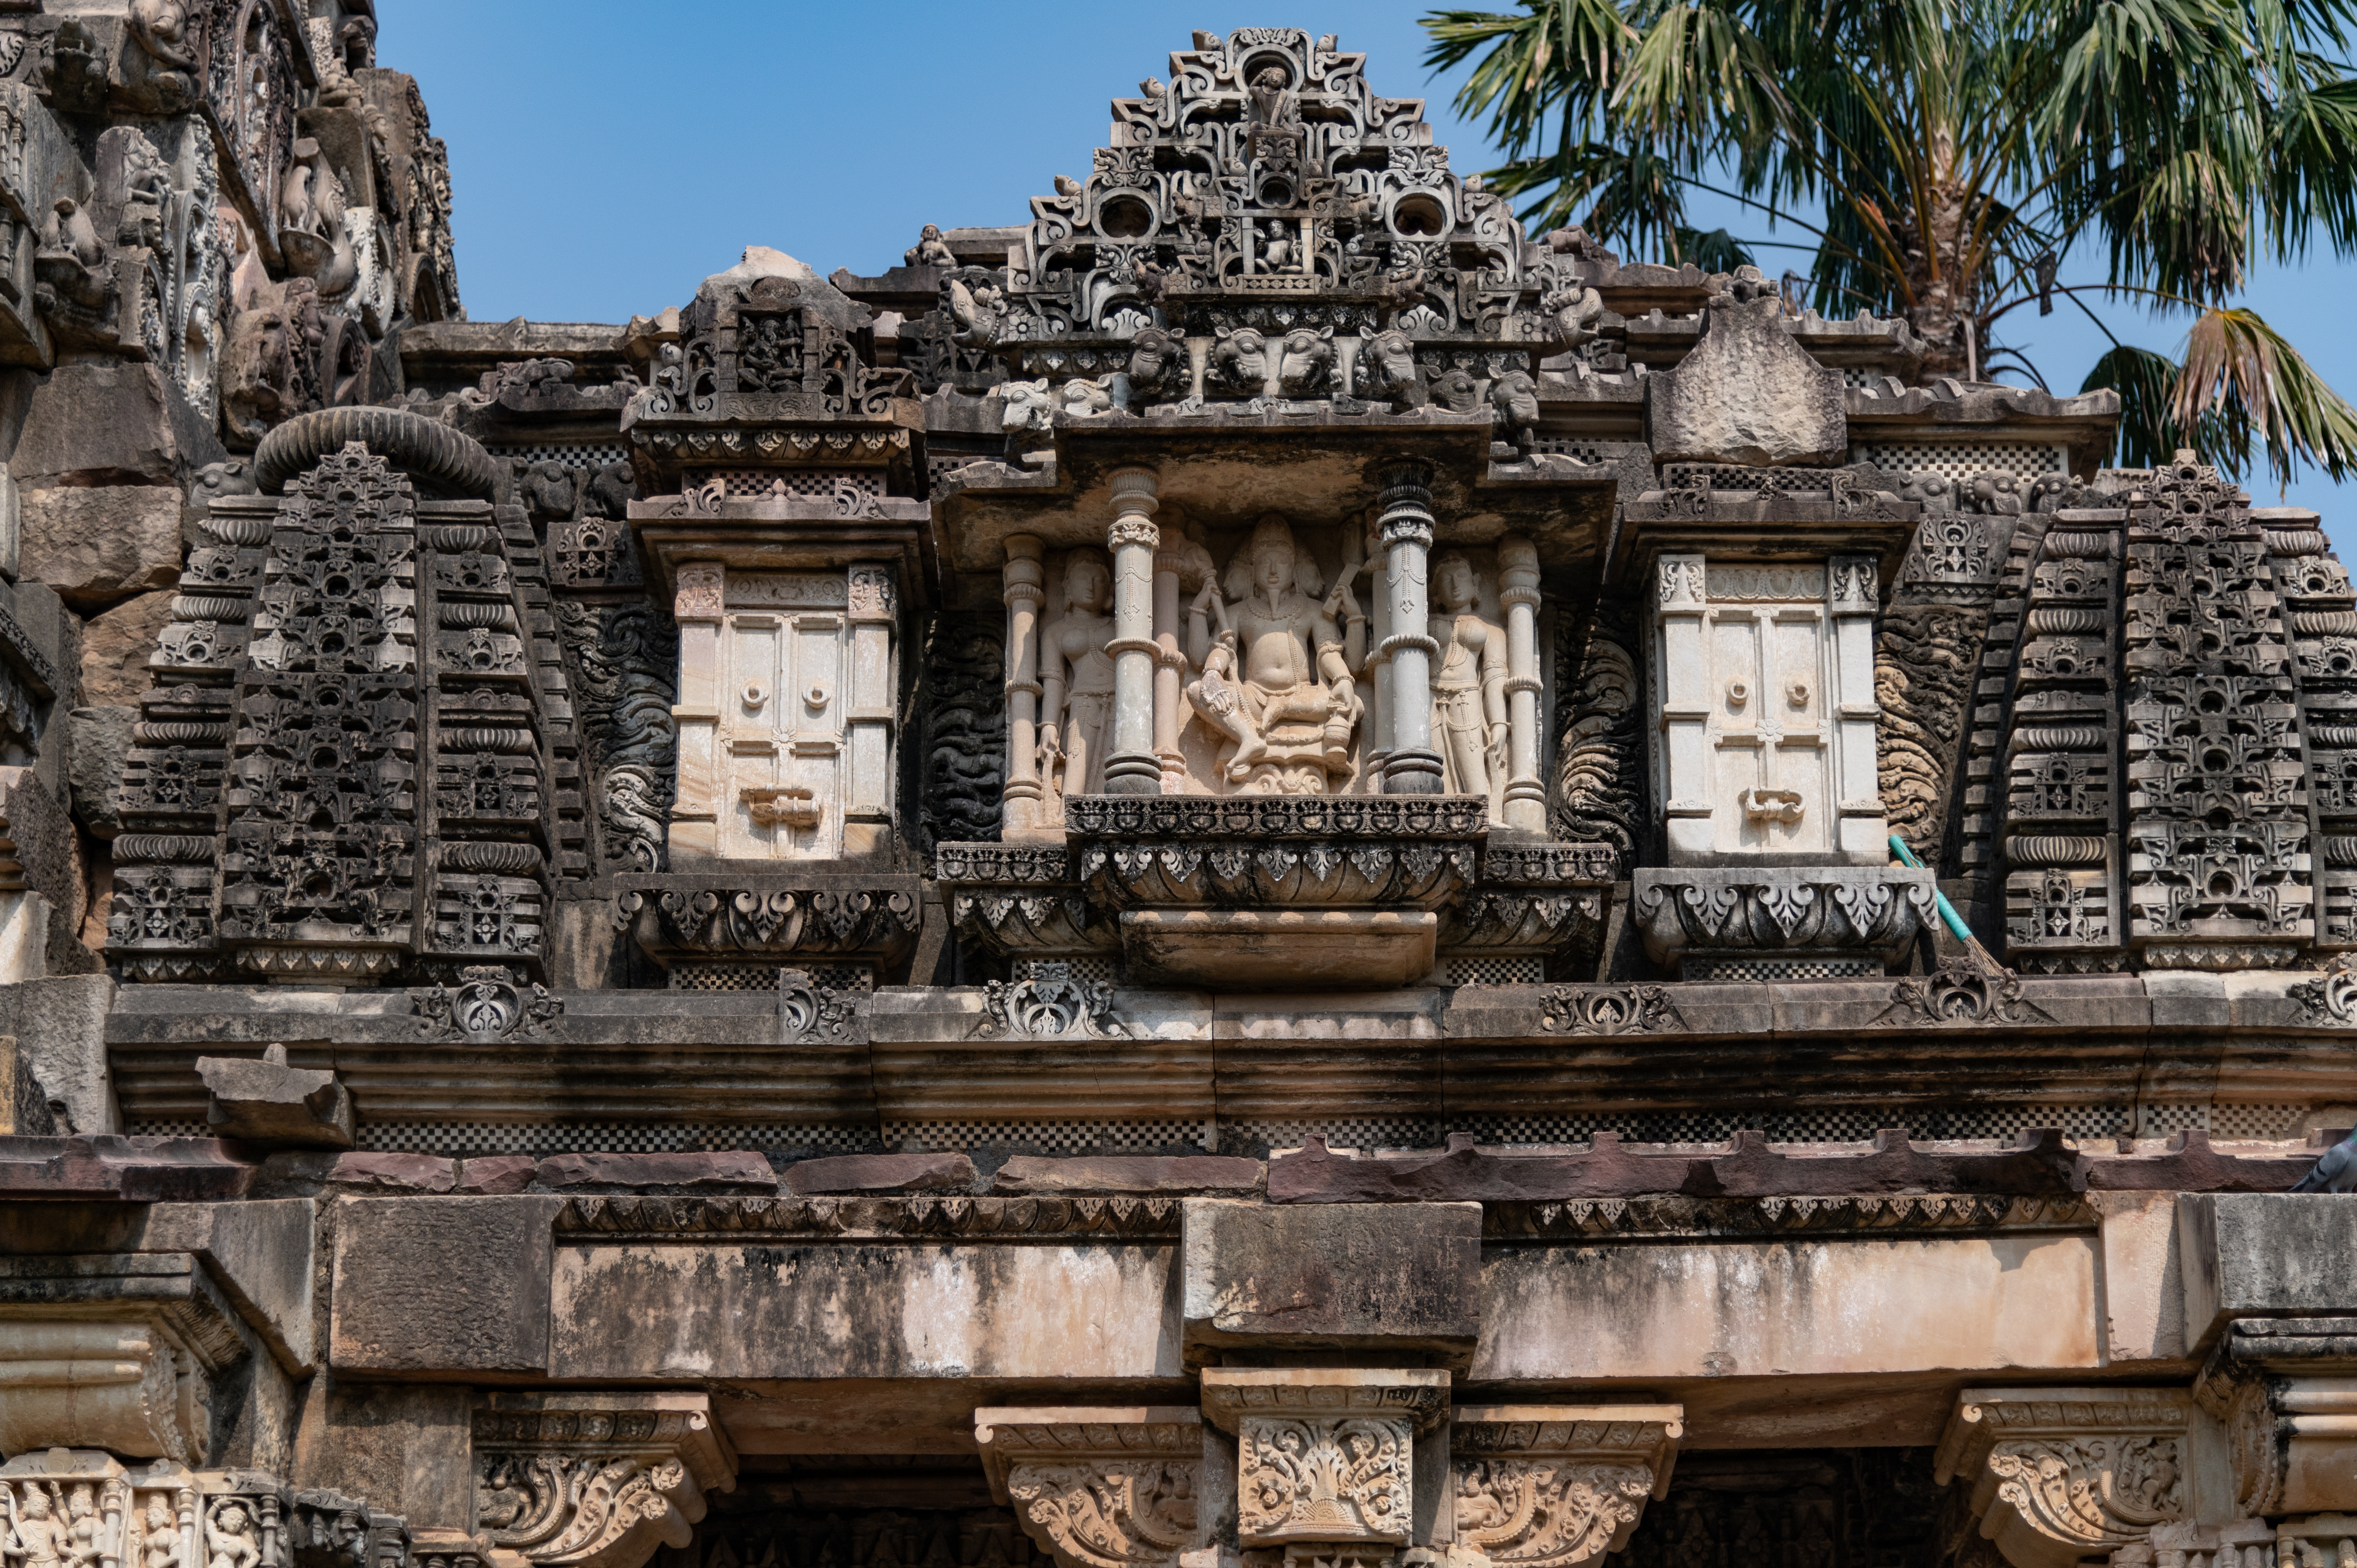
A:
[[1430, 551, 1510, 819], [1185, 515, 1366, 793], [1037, 549, 1118, 814]]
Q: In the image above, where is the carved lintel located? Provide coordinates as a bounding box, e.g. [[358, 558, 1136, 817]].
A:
[[471, 1393, 737, 1568], [1450, 1404, 1685, 1568], [973, 1405, 1203, 1568], [1935, 1389, 2191, 1568]]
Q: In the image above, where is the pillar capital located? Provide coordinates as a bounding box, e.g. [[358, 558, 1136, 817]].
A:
[[1453, 1404, 1685, 1568], [1935, 1387, 2191, 1568], [975, 1406, 1204, 1568], [472, 1391, 736, 1568]]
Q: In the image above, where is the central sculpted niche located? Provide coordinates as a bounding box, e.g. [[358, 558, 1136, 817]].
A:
[[1017, 510, 1532, 816], [1185, 514, 1367, 796]]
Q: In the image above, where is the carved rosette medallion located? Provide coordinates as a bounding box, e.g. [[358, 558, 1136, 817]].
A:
[[1934, 1389, 2189, 1568], [471, 1394, 737, 1568], [974, 1407, 1202, 1568], [1451, 1405, 1684, 1568]]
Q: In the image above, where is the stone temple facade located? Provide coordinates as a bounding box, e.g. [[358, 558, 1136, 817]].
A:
[[4, 19, 2357, 1568]]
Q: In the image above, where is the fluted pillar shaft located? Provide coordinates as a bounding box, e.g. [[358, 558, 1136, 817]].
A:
[[1102, 467, 1163, 795], [1378, 461, 1444, 794]]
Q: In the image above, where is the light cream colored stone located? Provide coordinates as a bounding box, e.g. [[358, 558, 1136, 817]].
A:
[[1122, 908, 1436, 990], [1452, 1405, 1685, 1568], [1201, 1370, 1449, 1549], [668, 562, 900, 861], [1477, 1232, 2100, 1382], [2093, 1191, 2186, 1364], [974, 1405, 1204, 1568], [1934, 1388, 2204, 1568], [1651, 553, 1886, 864], [19, 486, 183, 610], [474, 1391, 737, 1568]]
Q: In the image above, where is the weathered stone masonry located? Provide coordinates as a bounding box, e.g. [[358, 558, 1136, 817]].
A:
[[2, 20, 2357, 1568]]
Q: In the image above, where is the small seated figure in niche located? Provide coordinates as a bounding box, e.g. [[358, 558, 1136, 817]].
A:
[[1038, 549, 1118, 813], [738, 313, 800, 394], [1185, 515, 1366, 793], [905, 223, 955, 268], [1429, 551, 1510, 819]]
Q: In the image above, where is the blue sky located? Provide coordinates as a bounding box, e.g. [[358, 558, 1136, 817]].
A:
[[377, 1, 2357, 541]]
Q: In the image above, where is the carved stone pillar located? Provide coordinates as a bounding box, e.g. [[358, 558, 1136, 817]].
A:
[[1153, 532, 1187, 791], [1653, 553, 1711, 860], [1452, 1405, 1685, 1568], [668, 562, 725, 862], [1362, 510, 1394, 779], [471, 1392, 737, 1568], [1497, 534, 1546, 835], [2200, 1316, 2357, 1518], [1202, 1368, 1450, 1565], [974, 1405, 1207, 1568], [1379, 461, 1443, 795], [1104, 467, 1162, 795], [1828, 555, 1888, 859], [1935, 1388, 2192, 1568], [844, 566, 898, 857], [0, 1291, 247, 1462], [1002, 534, 1048, 837]]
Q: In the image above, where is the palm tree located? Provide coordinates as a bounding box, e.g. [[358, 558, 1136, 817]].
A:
[[1422, 0, 2357, 486]]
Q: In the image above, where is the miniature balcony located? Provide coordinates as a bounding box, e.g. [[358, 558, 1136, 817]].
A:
[[940, 795, 1614, 991]]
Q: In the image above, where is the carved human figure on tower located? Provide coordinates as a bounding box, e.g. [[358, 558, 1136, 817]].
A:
[[1430, 551, 1509, 817], [1038, 549, 1119, 813], [1184, 515, 1366, 794], [9, 1485, 69, 1568]]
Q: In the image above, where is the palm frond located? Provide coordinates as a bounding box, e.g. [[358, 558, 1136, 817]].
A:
[[2174, 305, 2357, 483], [2082, 343, 2247, 472]]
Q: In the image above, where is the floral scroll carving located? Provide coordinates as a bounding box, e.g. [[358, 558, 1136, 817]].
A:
[[974, 1408, 1202, 1568]]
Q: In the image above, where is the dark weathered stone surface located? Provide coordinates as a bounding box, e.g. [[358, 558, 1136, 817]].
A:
[[289, 1381, 474, 1534], [19, 486, 181, 609], [1180, 1197, 1481, 1367], [1269, 1129, 2089, 1202], [533, 1151, 778, 1194], [253, 1151, 458, 1197], [991, 1154, 1262, 1195], [9, 362, 228, 490], [64, 705, 134, 837], [0, 975, 118, 1134], [457, 1154, 538, 1195], [2085, 1129, 2310, 1192], [0, 1032, 54, 1134], [782, 1151, 975, 1195], [78, 595, 170, 707], [0, 1133, 252, 1199], [329, 1196, 564, 1372], [2180, 1192, 2357, 1347], [197, 1051, 355, 1149]]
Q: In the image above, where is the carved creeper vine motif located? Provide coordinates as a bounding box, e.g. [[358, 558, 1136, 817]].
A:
[[1986, 1438, 2183, 1554], [1454, 1463, 1653, 1568], [1238, 1418, 1412, 1544]]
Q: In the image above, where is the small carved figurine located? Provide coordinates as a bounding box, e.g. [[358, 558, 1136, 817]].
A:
[[1038, 550, 1118, 807]]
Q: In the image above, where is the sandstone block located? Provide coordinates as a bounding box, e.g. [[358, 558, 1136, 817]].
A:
[[20, 486, 183, 610], [196, 1047, 355, 1149], [533, 1150, 777, 1194], [1646, 281, 1845, 467], [330, 1195, 564, 1372], [1180, 1198, 1481, 1367], [0, 973, 118, 1133], [992, 1154, 1261, 1195], [0, 1033, 55, 1134], [11, 361, 228, 491], [457, 1154, 538, 1194], [257, 1150, 457, 1195], [782, 1150, 974, 1195], [65, 705, 134, 836], [2180, 1192, 2357, 1348], [79, 595, 172, 709]]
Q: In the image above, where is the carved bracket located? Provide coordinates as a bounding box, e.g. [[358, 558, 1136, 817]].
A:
[[2199, 1316, 2357, 1517], [1935, 1389, 2190, 1568], [471, 1393, 737, 1568], [1451, 1405, 1684, 1568], [973, 1405, 1203, 1568], [1201, 1369, 1449, 1551]]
